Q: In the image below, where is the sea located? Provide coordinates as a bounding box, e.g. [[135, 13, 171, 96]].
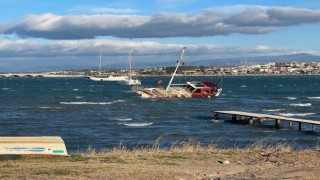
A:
[[0, 75, 319, 153]]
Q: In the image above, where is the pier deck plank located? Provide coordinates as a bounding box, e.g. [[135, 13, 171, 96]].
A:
[[214, 111, 320, 125]]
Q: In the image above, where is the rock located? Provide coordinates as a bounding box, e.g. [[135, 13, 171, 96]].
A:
[[223, 160, 230, 165]]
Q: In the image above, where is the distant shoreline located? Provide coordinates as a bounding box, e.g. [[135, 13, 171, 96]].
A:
[[0, 73, 319, 78]]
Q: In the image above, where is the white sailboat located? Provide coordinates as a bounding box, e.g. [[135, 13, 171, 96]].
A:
[[88, 49, 129, 82], [122, 49, 141, 85]]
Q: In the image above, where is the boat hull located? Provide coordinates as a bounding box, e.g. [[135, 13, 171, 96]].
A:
[[0, 136, 68, 157], [89, 76, 129, 81], [134, 86, 222, 99]]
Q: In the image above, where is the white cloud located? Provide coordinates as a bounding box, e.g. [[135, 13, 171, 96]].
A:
[[1, 39, 319, 72], [256, 45, 270, 50], [0, 39, 315, 58], [2, 6, 320, 39]]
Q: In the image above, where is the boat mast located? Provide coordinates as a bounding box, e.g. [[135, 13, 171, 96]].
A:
[[98, 49, 102, 77], [166, 47, 186, 91], [128, 49, 132, 81]]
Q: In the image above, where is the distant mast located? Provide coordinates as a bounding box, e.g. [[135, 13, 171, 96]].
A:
[[166, 47, 186, 91], [98, 49, 102, 77], [128, 49, 132, 81]]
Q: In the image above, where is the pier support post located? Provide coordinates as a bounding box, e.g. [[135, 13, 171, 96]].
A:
[[289, 121, 293, 128], [312, 124, 316, 132], [275, 119, 280, 128], [212, 113, 220, 120], [258, 118, 264, 124], [232, 115, 237, 122], [248, 117, 254, 125], [299, 122, 302, 131], [240, 115, 244, 120]]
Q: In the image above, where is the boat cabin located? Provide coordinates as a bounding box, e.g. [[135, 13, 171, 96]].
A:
[[183, 82, 216, 98]]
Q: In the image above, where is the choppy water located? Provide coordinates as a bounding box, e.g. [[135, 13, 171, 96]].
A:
[[0, 76, 319, 152]]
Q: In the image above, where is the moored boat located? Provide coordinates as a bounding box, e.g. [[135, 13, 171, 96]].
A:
[[122, 49, 141, 85], [89, 74, 129, 81], [88, 49, 129, 82]]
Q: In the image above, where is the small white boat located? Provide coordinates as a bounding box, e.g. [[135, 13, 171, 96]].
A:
[[89, 74, 129, 81], [0, 136, 68, 159], [88, 49, 129, 82], [122, 49, 141, 85]]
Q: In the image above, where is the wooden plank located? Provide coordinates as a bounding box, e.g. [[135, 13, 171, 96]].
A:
[[214, 111, 320, 125]]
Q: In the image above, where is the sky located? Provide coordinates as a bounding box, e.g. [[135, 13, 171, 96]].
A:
[[0, 0, 320, 72]]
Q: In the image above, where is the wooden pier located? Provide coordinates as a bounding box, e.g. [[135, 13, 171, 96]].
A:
[[213, 111, 320, 132]]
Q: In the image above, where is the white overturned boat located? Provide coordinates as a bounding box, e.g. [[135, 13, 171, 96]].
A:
[[0, 136, 68, 159]]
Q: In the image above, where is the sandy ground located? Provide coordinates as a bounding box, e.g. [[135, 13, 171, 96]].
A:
[[1, 145, 320, 179]]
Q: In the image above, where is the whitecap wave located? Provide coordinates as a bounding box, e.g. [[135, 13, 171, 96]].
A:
[[39, 106, 51, 109], [123, 123, 153, 127], [75, 96, 82, 99], [39, 106, 62, 109], [278, 113, 316, 117], [60, 100, 124, 105], [1, 88, 10, 90], [287, 97, 297, 100], [60, 102, 112, 105], [113, 118, 133, 121], [289, 103, 312, 107], [240, 85, 247, 88], [263, 109, 285, 112], [308, 97, 320, 99], [73, 89, 79, 91]]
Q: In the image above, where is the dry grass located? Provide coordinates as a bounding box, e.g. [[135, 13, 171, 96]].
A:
[[1, 141, 320, 179]]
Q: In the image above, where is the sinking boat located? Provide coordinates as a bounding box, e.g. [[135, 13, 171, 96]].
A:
[[132, 47, 222, 98]]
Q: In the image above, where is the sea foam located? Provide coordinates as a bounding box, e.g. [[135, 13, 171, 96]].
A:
[[123, 123, 153, 127], [113, 118, 133, 121], [289, 103, 312, 107], [308, 97, 320, 99], [263, 109, 285, 112], [39, 106, 62, 109], [61, 101, 111, 105], [60, 100, 125, 105], [278, 113, 315, 117], [286, 97, 297, 100]]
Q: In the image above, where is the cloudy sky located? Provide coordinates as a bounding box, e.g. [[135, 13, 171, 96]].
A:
[[1, 0, 320, 72]]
